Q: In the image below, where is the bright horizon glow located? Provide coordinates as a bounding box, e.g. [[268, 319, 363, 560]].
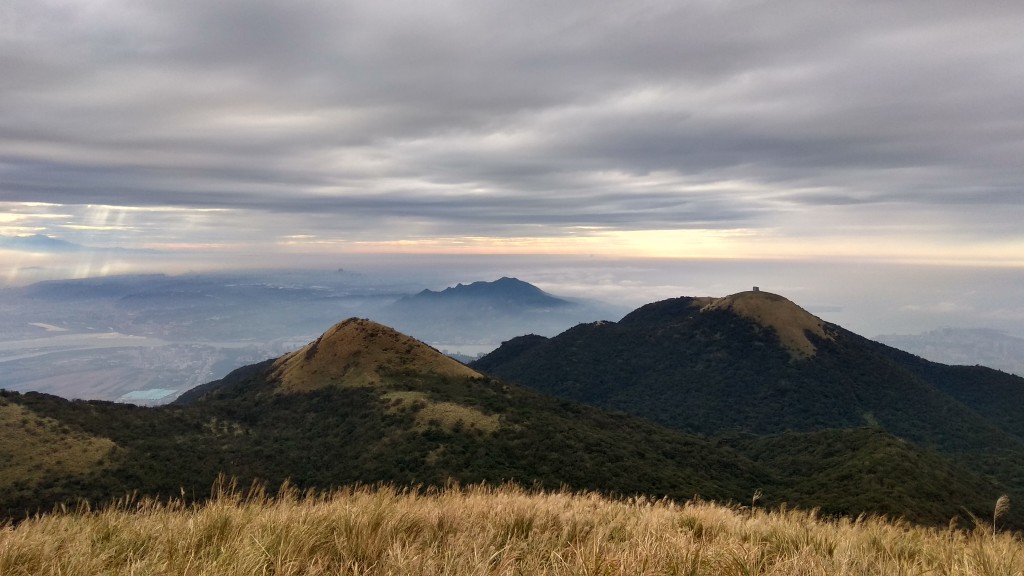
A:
[[4, 200, 1022, 267]]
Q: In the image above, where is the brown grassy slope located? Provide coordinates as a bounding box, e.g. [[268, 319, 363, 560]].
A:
[[270, 318, 481, 392], [0, 399, 115, 489], [2, 484, 1021, 576], [704, 290, 832, 358]]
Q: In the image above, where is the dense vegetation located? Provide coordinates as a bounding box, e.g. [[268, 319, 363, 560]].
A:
[[3, 484, 1022, 576], [1, 366, 767, 521], [473, 298, 1018, 448], [0, 364, 1008, 527], [473, 295, 1024, 525]]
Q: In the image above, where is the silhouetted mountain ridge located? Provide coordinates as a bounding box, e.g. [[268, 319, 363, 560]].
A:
[[374, 277, 624, 346], [405, 277, 570, 308], [0, 234, 85, 252]]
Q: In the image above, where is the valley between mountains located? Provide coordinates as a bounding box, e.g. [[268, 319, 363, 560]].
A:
[[2, 289, 1023, 528]]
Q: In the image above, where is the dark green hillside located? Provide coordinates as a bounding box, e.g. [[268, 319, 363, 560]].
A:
[[473, 295, 1014, 450], [473, 334, 550, 368], [172, 364, 766, 501], [1, 391, 222, 515], [720, 428, 1000, 525], [877, 341, 1024, 442], [472, 291, 1024, 503]]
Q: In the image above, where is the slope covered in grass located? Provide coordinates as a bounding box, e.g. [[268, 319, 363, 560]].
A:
[[2, 484, 1021, 576], [0, 398, 116, 505]]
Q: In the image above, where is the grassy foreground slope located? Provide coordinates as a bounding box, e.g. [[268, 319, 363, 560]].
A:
[[2, 484, 1021, 576]]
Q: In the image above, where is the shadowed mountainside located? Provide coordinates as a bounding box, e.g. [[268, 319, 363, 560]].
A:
[[473, 290, 1024, 519]]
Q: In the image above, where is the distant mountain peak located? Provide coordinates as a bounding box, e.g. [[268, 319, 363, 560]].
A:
[[409, 277, 570, 306], [269, 318, 481, 392], [703, 290, 831, 358], [0, 234, 84, 252]]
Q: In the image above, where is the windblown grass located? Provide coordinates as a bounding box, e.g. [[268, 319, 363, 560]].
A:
[[2, 482, 1022, 575]]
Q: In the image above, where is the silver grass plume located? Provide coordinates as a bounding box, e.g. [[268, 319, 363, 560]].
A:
[[993, 494, 1010, 535]]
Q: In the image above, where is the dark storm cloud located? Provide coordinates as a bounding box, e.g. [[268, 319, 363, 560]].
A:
[[2, 0, 1023, 250]]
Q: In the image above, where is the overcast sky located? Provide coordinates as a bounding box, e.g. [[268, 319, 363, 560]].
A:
[[2, 1, 1023, 284]]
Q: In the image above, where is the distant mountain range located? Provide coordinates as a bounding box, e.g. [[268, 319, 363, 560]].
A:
[[403, 277, 571, 308], [371, 277, 626, 348], [0, 234, 155, 254], [0, 274, 620, 402], [2, 289, 1022, 527], [876, 328, 1024, 377], [0, 234, 86, 252], [0, 271, 410, 402]]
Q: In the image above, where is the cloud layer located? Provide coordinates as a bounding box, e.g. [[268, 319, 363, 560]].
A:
[[2, 0, 1023, 261]]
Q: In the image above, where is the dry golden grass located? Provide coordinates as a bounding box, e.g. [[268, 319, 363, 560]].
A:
[[383, 390, 500, 433], [0, 400, 115, 489], [704, 291, 832, 359], [3, 483, 1022, 576], [271, 318, 481, 392]]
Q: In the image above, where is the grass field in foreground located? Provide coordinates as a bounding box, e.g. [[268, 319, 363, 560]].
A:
[[1, 483, 1021, 575]]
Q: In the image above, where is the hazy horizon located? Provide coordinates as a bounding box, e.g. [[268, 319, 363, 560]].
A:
[[3, 254, 1022, 340]]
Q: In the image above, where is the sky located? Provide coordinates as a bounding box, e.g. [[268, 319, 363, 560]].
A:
[[1, 1, 1023, 334]]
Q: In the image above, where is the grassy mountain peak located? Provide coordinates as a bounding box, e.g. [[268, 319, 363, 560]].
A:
[[704, 290, 831, 358], [269, 318, 481, 392]]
